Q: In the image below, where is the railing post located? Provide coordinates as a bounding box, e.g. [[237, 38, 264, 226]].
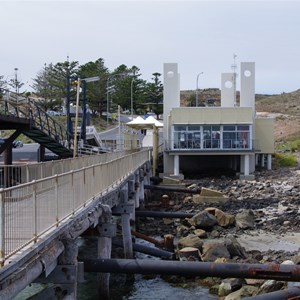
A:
[[0, 189, 5, 267], [72, 171, 75, 215], [55, 175, 59, 227], [32, 181, 37, 243]]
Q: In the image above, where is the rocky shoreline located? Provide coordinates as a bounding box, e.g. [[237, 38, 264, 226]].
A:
[[137, 165, 300, 299]]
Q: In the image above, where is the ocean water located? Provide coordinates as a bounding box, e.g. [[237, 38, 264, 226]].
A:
[[77, 238, 217, 300], [14, 237, 217, 299]]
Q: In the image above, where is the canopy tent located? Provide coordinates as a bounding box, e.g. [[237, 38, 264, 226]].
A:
[[126, 116, 163, 176], [126, 116, 163, 130]]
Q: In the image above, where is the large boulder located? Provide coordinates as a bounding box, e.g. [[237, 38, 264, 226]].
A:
[[225, 237, 248, 259], [205, 207, 235, 227], [224, 285, 259, 299], [201, 242, 231, 262], [257, 280, 285, 295], [193, 187, 229, 204], [188, 210, 218, 229], [218, 278, 246, 297], [235, 209, 255, 229], [177, 234, 203, 251]]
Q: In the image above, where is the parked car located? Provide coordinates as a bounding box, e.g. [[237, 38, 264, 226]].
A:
[[0, 138, 23, 148], [12, 140, 23, 148]]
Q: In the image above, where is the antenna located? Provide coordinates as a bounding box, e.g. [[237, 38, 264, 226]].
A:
[[231, 53, 238, 106]]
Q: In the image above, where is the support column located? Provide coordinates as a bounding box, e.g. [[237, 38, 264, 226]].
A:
[[57, 238, 78, 299], [173, 155, 179, 176], [233, 156, 238, 171], [134, 171, 140, 209], [267, 154, 272, 170], [261, 154, 265, 168], [139, 168, 145, 209], [152, 125, 159, 176], [120, 185, 134, 259], [244, 154, 250, 176], [255, 154, 259, 166], [97, 205, 114, 300], [240, 155, 244, 174]]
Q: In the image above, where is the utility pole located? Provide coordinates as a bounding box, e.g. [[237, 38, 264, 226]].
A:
[[231, 53, 237, 107]]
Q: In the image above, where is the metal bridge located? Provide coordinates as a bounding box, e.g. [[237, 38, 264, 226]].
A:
[[0, 148, 152, 299], [0, 93, 153, 298], [0, 95, 73, 159]]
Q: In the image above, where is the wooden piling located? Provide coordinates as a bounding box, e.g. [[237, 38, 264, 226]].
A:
[[97, 205, 113, 300]]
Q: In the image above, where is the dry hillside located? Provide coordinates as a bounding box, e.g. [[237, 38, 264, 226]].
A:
[[180, 89, 300, 142]]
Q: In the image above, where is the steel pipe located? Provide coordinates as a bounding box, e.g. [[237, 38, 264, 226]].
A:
[[82, 259, 300, 282], [243, 286, 300, 300], [112, 240, 174, 259], [144, 184, 200, 194], [135, 210, 194, 219]]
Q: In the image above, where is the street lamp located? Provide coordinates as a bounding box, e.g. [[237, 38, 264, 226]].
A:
[[196, 72, 204, 107], [14, 68, 18, 99], [106, 73, 126, 128], [130, 77, 135, 120], [73, 76, 100, 158]]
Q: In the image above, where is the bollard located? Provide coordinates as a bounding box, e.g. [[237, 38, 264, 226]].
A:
[[161, 195, 170, 208]]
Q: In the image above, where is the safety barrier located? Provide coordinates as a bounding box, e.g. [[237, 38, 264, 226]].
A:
[[0, 149, 140, 187], [0, 148, 150, 265]]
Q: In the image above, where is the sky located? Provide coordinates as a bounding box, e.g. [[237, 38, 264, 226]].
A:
[[1, 0, 300, 94]]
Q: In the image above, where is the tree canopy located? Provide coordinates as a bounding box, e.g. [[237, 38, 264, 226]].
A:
[[2, 58, 164, 118]]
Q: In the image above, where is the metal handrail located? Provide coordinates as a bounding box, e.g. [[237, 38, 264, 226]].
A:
[[0, 95, 69, 147], [165, 138, 258, 151], [0, 149, 139, 187], [0, 148, 151, 266]]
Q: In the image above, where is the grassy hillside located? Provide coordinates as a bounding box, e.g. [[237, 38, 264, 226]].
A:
[[256, 89, 300, 116]]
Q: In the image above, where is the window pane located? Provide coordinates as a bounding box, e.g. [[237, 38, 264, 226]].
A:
[[223, 125, 235, 131], [237, 125, 249, 131], [212, 126, 220, 131], [188, 125, 200, 131], [174, 125, 186, 131]]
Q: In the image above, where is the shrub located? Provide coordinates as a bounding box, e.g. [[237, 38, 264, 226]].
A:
[[273, 153, 298, 168]]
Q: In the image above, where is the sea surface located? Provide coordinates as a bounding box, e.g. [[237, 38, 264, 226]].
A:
[[77, 238, 217, 300], [14, 237, 217, 299]]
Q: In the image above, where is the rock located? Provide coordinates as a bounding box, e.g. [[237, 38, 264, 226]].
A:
[[205, 207, 235, 227], [219, 278, 246, 297], [188, 210, 218, 228], [225, 237, 248, 259], [177, 234, 203, 251], [219, 281, 232, 297], [176, 225, 190, 237], [193, 229, 207, 238], [224, 285, 259, 299], [193, 187, 229, 204], [209, 284, 219, 295], [163, 218, 173, 225], [201, 242, 231, 262], [257, 280, 284, 294], [235, 209, 255, 229]]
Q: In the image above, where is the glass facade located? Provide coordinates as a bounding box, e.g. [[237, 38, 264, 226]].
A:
[[172, 124, 251, 150]]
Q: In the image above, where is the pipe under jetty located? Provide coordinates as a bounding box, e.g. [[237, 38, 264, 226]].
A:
[[144, 184, 200, 194], [244, 286, 300, 300], [112, 239, 174, 259], [135, 210, 194, 219], [82, 259, 300, 282]]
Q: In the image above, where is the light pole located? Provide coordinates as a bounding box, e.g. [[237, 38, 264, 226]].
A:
[[73, 76, 99, 158], [196, 72, 203, 107], [130, 77, 135, 120], [14, 68, 18, 98], [106, 73, 126, 128]]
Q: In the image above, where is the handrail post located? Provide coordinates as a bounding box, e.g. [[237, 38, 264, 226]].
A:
[[32, 181, 37, 243], [0, 189, 5, 267], [55, 175, 59, 227]]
